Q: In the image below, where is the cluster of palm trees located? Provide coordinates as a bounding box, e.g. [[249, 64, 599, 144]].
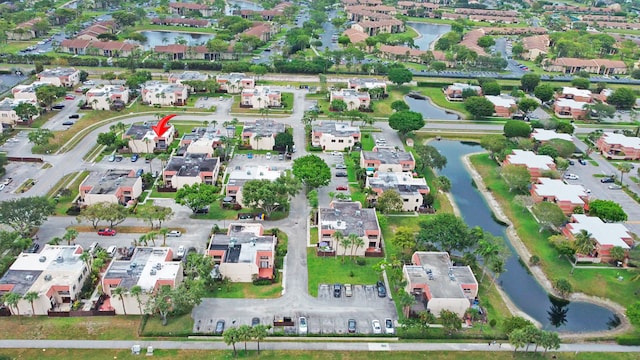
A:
[[47, 228, 79, 246], [223, 324, 270, 357], [2, 290, 39, 316], [134, 228, 172, 247], [111, 285, 144, 316], [509, 325, 561, 355], [331, 231, 365, 262]]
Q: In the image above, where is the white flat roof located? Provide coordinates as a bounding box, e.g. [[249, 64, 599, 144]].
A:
[[485, 95, 516, 107], [601, 132, 640, 150], [534, 178, 587, 204], [507, 150, 555, 170], [569, 214, 630, 249], [562, 86, 592, 98], [556, 98, 587, 110], [531, 129, 573, 142], [449, 83, 481, 91]]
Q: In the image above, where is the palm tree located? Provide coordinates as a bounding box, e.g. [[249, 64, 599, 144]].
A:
[[111, 286, 127, 315], [574, 229, 594, 257], [79, 251, 92, 268], [237, 324, 252, 354], [223, 327, 239, 357], [250, 324, 269, 354], [157, 153, 170, 183], [158, 228, 170, 247], [48, 237, 62, 245], [129, 285, 144, 315], [332, 231, 344, 259], [145, 231, 158, 247], [23, 291, 39, 315], [2, 292, 22, 315], [339, 236, 352, 263], [253, 134, 263, 150], [616, 162, 633, 184], [63, 228, 79, 245]]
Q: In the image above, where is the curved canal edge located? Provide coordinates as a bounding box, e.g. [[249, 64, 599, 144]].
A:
[[461, 151, 632, 338]]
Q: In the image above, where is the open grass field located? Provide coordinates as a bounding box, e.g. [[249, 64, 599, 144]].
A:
[[307, 248, 382, 297], [0, 316, 139, 340], [205, 279, 283, 299], [141, 313, 194, 336], [470, 153, 640, 308], [0, 350, 638, 360], [49, 171, 90, 215]]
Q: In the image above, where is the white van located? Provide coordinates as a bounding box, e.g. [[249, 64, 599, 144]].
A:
[[106, 245, 117, 258], [88, 242, 99, 255]]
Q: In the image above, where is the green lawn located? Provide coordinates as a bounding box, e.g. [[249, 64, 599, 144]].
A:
[[310, 226, 318, 245], [0, 316, 139, 340], [361, 132, 375, 151], [205, 280, 283, 299], [306, 248, 382, 297], [49, 171, 90, 215], [141, 313, 194, 336], [470, 153, 640, 308]]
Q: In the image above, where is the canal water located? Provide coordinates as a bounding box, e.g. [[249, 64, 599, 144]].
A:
[[432, 140, 619, 332], [405, 96, 459, 120], [226, 0, 263, 15], [141, 31, 215, 50], [408, 22, 451, 51]]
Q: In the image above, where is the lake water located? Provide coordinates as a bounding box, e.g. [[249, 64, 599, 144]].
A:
[[408, 22, 451, 51], [432, 140, 619, 333], [405, 96, 459, 120], [226, 0, 263, 15], [141, 31, 215, 50]]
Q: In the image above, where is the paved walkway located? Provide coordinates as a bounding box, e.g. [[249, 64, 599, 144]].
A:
[[0, 339, 638, 353]]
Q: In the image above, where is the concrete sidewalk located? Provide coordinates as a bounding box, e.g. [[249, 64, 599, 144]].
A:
[[0, 339, 639, 353]]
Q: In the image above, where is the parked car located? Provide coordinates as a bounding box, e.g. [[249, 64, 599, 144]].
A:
[[344, 283, 353, 297], [333, 284, 342, 297], [266, 152, 272, 160], [247, 153, 253, 159], [98, 228, 117, 236], [335, 171, 347, 177], [115, 155, 123, 162], [331, 151, 343, 156], [600, 177, 615, 183], [65, 94, 76, 100], [176, 245, 186, 258], [348, 319, 357, 333], [106, 245, 117, 257], [608, 184, 622, 190], [568, 159, 575, 165], [195, 206, 210, 214], [108, 154, 116, 162], [376, 280, 387, 298], [335, 164, 347, 169], [62, 121, 74, 126], [336, 185, 348, 191], [52, 104, 65, 110], [384, 318, 394, 334], [83, 80, 95, 85], [131, 154, 139, 162], [564, 173, 579, 180], [68, 114, 80, 119], [299, 316, 307, 335], [26, 243, 40, 253], [135, 169, 144, 177], [579, 159, 588, 165], [251, 317, 260, 327], [372, 320, 382, 334], [215, 320, 225, 334], [168, 230, 182, 237]]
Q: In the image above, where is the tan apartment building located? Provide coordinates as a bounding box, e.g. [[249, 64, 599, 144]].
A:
[[86, 85, 130, 110], [124, 123, 176, 154], [37, 67, 80, 87], [241, 119, 286, 150], [366, 172, 430, 211], [216, 73, 255, 94], [361, 148, 415, 173], [163, 153, 220, 189], [79, 169, 143, 206], [596, 132, 640, 160], [102, 247, 183, 315], [312, 121, 361, 151], [318, 201, 382, 257], [330, 89, 371, 110], [207, 223, 276, 282], [503, 150, 556, 180]]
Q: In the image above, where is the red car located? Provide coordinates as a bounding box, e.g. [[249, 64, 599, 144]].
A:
[[336, 185, 348, 191], [65, 94, 76, 100], [97, 228, 117, 236]]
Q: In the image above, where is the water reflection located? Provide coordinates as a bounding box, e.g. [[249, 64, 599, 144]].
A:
[[547, 296, 569, 328], [408, 22, 451, 50], [140, 31, 215, 50]]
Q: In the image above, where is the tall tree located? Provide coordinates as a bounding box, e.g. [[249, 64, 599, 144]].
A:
[[0, 197, 54, 235], [439, 309, 462, 335], [464, 96, 495, 119], [388, 111, 425, 136], [588, 199, 627, 223], [392, 226, 416, 256], [531, 202, 566, 232], [387, 67, 413, 86], [534, 84, 555, 102], [28, 128, 54, 146], [416, 213, 471, 253], [292, 155, 331, 191], [111, 286, 127, 315], [573, 229, 594, 256], [520, 73, 541, 92], [250, 324, 269, 354], [414, 143, 447, 173], [62, 228, 79, 245], [223, 327, 240, 357], [607, 87, 637, 109], [503, 120, 532, 138], [376, 189, 404, 214], [616, 162, 633, 184], [23, 291, 39, 315], [242, 172, 301, 217], [480, 134, 510, 160], [501, 164, 531, 194], [2, 292, 22, 315], [175, 183, 219, 213]]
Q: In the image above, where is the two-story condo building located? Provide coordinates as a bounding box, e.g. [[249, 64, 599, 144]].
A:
[[312, 121, 361, 151], [366, 172, 430, 211], [318, 201, 382, 257], [79, 169, 143, 206]]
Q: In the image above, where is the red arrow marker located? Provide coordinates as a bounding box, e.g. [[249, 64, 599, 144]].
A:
[[152, 114, 177, 137]]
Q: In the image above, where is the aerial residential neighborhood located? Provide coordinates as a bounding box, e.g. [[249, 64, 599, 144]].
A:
[[0, 0, 640, 358]]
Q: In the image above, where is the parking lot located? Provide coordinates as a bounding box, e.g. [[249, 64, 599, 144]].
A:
[[317, 152, 350, 208], [563, 161, 640, 233]]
